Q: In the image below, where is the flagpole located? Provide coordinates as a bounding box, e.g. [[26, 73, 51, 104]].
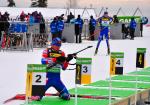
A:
[[135, 67, 138, 105], [75, 84, 77, 105], [109, 74, 112, 105], [109, 54, 113, 105]]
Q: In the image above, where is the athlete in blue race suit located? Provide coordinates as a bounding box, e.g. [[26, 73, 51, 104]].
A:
[[95, 12, 113, 55]]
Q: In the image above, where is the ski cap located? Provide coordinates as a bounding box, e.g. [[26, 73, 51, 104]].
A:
[[51, 37, 61, 47], [104, 11, 108, 14]]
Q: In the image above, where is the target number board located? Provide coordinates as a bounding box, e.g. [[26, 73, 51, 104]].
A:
[[110, 52, 124, 75], [76, 58, 92, 84]]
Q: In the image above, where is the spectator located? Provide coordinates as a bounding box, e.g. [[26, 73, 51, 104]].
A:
[[66, 12, 75, 23], [57, 16, 64, 39], [33, 11, 39, 23], [29, 14, 35, 26], [140, 19, 143, 37], [3, 12, 10, 21], [74, 15, 84, 43], [2, 12, 10, 33], [0, 12, 2, 20], [20, 11, 26, 21], [124, 24, 130, 39], [89, 15, 96, 41], [25, 13, 30, 21], [50, 17, 58, 40], [37, 12, 42, 23], [0, 12, 2, 41], [60, 14, 64, 20], [129, 17, 137, 40], [39, 13, 45, 34], [113, 15, 119, 23]]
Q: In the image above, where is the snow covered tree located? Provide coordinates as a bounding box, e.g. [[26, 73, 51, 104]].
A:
[[31, 0, 47, 7], [7, 0, 16, 7]]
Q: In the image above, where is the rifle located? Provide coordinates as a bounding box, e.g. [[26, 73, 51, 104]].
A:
[[47, 46, 93, 69]]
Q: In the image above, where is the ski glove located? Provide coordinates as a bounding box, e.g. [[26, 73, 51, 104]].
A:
[[57, 56, 66, 63], [66, 54, 74, 62], [46, 62, 56, 69]]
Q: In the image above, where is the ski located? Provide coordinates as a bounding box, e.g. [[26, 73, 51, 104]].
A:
[[3, 94, 25, 104], [3, 93, 116, 104]]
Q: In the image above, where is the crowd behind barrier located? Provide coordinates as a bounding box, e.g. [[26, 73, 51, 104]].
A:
[[0, 10, 49, 51], [0, 10, 145, 52]]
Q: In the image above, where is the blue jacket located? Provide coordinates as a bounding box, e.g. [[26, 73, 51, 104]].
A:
[[57, 20, 64, 32], [50, 21, 57, 34], [29, 15, 35, 26], [130, 19, 137, 29], [75, 18, 84, 29], [89, 18, 96, 27]]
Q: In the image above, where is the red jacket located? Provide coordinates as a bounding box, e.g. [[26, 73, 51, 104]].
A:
[[41, 48, 69, 70]]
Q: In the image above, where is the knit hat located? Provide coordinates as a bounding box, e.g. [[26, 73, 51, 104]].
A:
[[104, 11, 108, 14], [51, 37, 61, 47]]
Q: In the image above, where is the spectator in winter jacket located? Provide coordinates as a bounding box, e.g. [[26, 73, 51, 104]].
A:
[[74, 15, 84, 43], [0, 12, 2, 41], [66, 12, 75, 23], [50, 17, 58, 40], [57, 17, 64, 39], [29, 14, 35, 26], [3, 12, 10, 21], [33, 11, 39, 23], [129, 17, 137, 40], [124, 24, 130, 39], [89, 15, 96, 41], [113, 15, 119, 23], [1, 12, 10, 33], [140, 19, 143, 37], [20, 11, 26, 21]]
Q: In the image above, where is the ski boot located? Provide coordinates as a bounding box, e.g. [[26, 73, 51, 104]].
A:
[[31, 96, 41, 101], [107, 48, 110, 55], [59, 93, 70, 100]]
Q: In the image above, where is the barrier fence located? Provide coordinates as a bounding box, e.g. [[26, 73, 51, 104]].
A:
[[0, 19, 143, 51]]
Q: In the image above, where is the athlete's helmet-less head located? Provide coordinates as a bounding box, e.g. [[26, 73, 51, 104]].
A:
[[104, 11, 108, 17], [51, 37, 62, 50]]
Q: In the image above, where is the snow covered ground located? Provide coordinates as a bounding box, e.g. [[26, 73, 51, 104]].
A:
[[0, 26, 150, 105]]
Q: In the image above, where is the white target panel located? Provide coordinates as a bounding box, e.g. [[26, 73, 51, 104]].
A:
[[32, 73, 46, 85]]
